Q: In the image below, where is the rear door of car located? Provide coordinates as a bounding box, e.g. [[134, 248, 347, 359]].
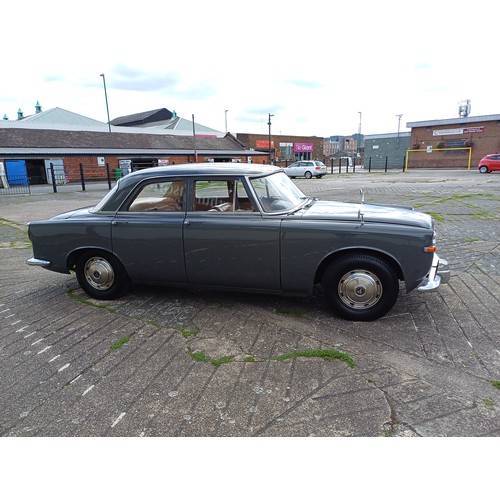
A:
[[183, 177, 281, 291], [111, 177, 187, 284]]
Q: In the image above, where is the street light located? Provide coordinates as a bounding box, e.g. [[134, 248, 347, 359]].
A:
[[396, 114, 403, 148], [100, 73, 111, 132], [268, 113, 274, 164], [357, 111, 362, 158], [225, 109, 228, 134]]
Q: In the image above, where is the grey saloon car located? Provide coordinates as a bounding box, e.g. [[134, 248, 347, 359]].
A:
[[27, 164, 449, 321]]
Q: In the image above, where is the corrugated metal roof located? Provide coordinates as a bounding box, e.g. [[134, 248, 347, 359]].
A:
[[18, 107, 106, 126], [365, 132, 411, 139], [110, 108, 171, 126]]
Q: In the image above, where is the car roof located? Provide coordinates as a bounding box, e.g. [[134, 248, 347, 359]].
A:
[[98, 163, 282, 211], [126, 163, 280, 179]]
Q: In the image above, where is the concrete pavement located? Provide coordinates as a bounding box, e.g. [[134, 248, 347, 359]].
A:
[[1, 169, 499, 436]]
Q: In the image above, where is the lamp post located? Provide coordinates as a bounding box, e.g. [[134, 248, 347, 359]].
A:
[[357, 111, 362, 159], [225, 109, 228, 134], [268, 113, 274, 164], [100, 73, 111, 132], [396, 114, 403, 148]]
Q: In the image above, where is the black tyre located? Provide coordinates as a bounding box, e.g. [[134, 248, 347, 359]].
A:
[[479, 165, 488, 174], [76, 250, 129, 300], [322, 254, 399, 321], [304, 171, 312, 179]]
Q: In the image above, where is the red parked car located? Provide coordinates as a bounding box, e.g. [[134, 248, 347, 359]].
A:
[[478, 154, 500, 173]]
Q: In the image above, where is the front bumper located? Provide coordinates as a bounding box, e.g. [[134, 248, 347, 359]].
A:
[[417, 254, 450, 292]]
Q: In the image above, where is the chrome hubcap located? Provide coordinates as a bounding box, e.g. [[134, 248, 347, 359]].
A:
[[338, 269, 382, 309], [84, 257, 115, 290]]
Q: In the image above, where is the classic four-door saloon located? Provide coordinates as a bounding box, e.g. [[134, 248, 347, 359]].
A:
[[27, 164, 449, 321]]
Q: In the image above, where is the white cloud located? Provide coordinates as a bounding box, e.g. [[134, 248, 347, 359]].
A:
[[2, 0, 498, 136]]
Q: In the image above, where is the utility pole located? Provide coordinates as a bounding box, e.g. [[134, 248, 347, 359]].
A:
[[357, 111, 362, 158], [100, 74, 111, 132], [396, 114, 403, 148], [268, 113, 274, 164], [192, 114, 198, 162]]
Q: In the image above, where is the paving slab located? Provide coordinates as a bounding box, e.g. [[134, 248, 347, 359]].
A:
[[1, 169, 499, 436]]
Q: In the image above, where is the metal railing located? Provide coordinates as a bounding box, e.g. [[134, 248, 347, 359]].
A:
[[0, 174, 31, 195], [48, 162, 113, 193]]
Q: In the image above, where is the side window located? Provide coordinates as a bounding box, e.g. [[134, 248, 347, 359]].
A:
[[128, 180, 185, 212], [191, 179, 254, 212]]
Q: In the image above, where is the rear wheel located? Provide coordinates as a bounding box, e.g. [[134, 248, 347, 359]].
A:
[[304, 171, 312, 179], [479, 165, 489, 174], [322, 254, 399, 321], [76, 250, 129, 300]]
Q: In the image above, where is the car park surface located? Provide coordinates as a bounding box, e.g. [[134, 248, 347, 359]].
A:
[[1, 169, 499, 437]]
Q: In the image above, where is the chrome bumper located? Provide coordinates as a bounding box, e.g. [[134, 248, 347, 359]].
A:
[[417, 254, 450, 292], [27, 257, 51, 267]]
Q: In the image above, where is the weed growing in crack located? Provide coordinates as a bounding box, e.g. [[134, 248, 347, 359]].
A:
[[274, 349, 355, 367], [176, 327, 200, 338], [110, 336, 130, 351]]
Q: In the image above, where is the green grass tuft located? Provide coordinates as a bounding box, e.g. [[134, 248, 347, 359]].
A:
[[176, 326, 200, 338], [110, 336, 130, 351], [275, 306, 305, 317], [275, 349, 355, 368], [211, 355, 234, 367]]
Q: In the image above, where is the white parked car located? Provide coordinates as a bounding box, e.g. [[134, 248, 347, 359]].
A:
[[285, 160, 327, 179]]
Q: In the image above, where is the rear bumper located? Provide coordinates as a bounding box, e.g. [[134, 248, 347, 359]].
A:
[[417, 254, 450, 292], [27, 257, 51, 267]]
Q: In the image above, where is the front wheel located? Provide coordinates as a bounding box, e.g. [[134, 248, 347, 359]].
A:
[[479, 165, 489, 174], [76, 250, 129, 300], [322, 254, 399, 321]]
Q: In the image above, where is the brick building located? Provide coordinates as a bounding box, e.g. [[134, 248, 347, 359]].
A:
[[406, 114, 500, 169], [236, 133, 324, 167], [0, 127, 266, 185]]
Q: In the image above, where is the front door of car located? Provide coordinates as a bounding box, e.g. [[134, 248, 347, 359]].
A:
[[183, 178, 281, 291], [111, 178, 187, 284], [295, 162, 307, 176]]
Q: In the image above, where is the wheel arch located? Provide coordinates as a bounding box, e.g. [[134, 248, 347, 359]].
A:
[[66, 246, 121, 271], [313, 248, 404, 286]]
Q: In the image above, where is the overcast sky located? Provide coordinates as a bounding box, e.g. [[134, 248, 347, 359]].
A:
[[2, 0, 496, 137]]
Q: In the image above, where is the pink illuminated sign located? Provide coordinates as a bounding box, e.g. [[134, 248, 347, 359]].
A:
[[294, 143, 314, 152]]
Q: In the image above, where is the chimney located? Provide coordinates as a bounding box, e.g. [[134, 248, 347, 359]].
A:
[[3, 114, 8, 120], [17, 108, 24, 120], [35, 101, 42, 113]]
